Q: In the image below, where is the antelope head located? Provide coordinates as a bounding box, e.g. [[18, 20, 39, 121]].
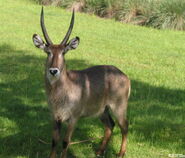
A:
[[32, 7, 80, 84]]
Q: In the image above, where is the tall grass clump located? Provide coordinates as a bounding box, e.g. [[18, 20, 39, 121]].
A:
[[32, 0, 185, 30], [61, 0, 123, 18], [115, 0, 154, 25], [150, 0, 185, 30], [84, 0, 117, 17], [30, 0, 61, 5]]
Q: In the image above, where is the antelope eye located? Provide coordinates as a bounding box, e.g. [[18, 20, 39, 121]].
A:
[[47, 51, 53, 57]]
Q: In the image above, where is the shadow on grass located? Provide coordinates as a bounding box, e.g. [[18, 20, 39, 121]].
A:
[[0, 43, 184, 158], [128, 80, 185, 152]]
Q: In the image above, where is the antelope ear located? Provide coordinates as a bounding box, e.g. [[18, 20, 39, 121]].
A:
[[64, 37, 80, 53], [32, 34, 46, 50]]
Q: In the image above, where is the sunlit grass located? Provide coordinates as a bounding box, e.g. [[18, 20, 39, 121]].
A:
[[0, 0, 185, 158]]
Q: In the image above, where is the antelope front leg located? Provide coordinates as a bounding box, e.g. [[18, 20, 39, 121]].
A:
[[60, 119, 77, 158], [49, 120, 61, 158]]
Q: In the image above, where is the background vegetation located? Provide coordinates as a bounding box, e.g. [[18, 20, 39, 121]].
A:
[[32, 0, 185, 31], [0, 0, 185, 158]]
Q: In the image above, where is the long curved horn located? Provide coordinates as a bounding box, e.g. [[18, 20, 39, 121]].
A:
[[40, 7, 53, 45], [60, 9, 75, 45]]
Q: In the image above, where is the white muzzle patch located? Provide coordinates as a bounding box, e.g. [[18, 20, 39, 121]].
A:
[[47, 68, 60, 84]]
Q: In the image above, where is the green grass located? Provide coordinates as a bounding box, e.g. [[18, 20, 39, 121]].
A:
[[0, 0, 185, 158]]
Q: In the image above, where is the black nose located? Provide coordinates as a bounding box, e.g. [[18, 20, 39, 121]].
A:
[[49, 69, 58, 76]]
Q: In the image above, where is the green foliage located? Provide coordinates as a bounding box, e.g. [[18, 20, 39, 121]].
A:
[[0, 0, 185, 158], [29, 0, 43, 4], [149, 0, 185, 30], [115, 0, 154, 25], [60, 0, 185, 30]]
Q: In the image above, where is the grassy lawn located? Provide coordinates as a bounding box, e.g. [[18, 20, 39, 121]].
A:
[[0, 0, 185, 158]]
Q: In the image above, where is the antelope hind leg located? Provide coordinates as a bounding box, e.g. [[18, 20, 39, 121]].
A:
[[96, 107, 115, 156]]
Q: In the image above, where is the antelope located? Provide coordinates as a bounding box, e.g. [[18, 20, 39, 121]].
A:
[[32, 7, 131, 158]]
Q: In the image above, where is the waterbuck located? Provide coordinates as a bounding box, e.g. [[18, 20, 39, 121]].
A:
[[32, 7, 131, 158]]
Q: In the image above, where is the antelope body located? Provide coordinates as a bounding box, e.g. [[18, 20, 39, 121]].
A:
[[32, 7, 130, 158]]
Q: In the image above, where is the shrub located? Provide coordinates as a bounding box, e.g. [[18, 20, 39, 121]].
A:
[[150, 0, 185, 30], [115, 0, 154, 25], [61, 0, 122, 18], [34, 0, 185, 30], [31, 0, 61, 5]]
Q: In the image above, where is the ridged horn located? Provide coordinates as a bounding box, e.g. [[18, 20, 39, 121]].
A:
[[60, 9, 75, 45], [40, 7, 53, 45]]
